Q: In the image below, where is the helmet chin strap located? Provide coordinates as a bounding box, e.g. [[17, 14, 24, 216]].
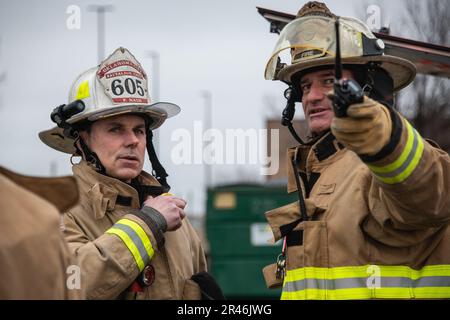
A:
[[75, 130, 171, 194], [282, 86, 306, 145], [146, 130, 170, 193], [50, 99, 172, 195], [281, 84, 327, 146], [67, 117, 170, 195], [74, 136, 106, 174]]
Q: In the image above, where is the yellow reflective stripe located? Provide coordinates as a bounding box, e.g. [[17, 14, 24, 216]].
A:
[[282, 288, 379, 300], [411, 287, 450, 299], [369, 122, 416, 174], [368, 121, 424, 184], [282, 287, 450, 300], [286, 266, 366, 281], [285, 265, 450, 282], [106, 227, 145, 272], [379, 137, 423, 184], [116, 218, 154, 260], [377, 264, 450, 279], [282, 265, 450, 300]]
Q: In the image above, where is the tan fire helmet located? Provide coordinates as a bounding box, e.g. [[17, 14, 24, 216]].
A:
[[264, 3, 416, 92], [39, 47, 180, 154]]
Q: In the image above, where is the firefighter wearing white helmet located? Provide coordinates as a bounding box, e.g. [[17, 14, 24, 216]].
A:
[[40, 47, 223, 300], [262, 2, 450, 299]]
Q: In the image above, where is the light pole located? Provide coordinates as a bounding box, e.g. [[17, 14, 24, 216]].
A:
[[145, 51, 160, 154], [0, 37, 6, 110], [201, 90, 212, 188], [88, 5, 114, 64]]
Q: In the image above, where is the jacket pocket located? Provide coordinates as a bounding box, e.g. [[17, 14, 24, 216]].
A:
[[262, 263, 284, 289], [286, 221, 328, 270], [313, 183, 336, 210]]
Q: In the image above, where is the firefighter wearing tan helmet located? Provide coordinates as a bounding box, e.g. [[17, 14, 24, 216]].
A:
[[263, 2, 450, 299], [40, 47, 223, 299]]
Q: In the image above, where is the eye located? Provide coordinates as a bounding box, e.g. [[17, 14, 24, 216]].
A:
[[323, 78, 334, 86], [300, 83, 311, 93], [109, 127, 121, 133], [134, 128, 145, 136]]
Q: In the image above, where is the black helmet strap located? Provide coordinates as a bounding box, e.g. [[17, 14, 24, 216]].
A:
[[281, 85, 306, 145], [75, 136, 106, 174], [51, 100, 171, 192], [146, 130, 170, 193]]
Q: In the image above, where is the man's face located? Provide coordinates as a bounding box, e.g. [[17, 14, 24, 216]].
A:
[[80, 114, 147, 182], [299, 68, 354, 134]]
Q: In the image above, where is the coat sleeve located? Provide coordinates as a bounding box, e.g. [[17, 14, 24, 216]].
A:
[[360, 110, 450, 244], [63, 210, 162, 299]]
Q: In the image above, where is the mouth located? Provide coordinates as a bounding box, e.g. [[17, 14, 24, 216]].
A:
[[308, 107, 330, 117], [118, 155, 140, 162]]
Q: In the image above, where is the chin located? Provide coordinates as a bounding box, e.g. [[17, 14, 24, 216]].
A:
[[309, 120, 332, 134], [112, 168, 141, 182], [310, 126, 330, 135]]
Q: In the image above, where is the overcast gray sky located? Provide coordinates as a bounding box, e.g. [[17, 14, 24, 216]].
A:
[[0, 0, 404, 214]]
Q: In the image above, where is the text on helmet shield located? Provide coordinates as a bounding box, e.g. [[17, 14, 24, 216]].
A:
[[97, 49, 150, 105]]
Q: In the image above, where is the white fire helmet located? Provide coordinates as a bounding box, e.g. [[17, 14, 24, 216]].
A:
[[39, 47, 180, 154]]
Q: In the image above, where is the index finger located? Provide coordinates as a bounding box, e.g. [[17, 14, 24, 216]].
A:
[[163, 196, 187, 209]]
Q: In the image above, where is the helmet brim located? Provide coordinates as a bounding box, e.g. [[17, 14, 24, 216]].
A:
[[277, 55, 417, 92]]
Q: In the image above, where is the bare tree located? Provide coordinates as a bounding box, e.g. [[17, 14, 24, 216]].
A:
[[356, 0, 450, 152], [395, 0, 450, 152], [397, 0, 450, 45]]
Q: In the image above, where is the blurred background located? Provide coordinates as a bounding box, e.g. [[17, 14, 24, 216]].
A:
[[0, 0, 448, 298]]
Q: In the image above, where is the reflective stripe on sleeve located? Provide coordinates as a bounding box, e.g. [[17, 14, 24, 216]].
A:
[[106, 218, 155, 272], [367, 121, 424, 184]]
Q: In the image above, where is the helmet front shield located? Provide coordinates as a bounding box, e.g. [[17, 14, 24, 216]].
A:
[[264, 16, 378, 81]]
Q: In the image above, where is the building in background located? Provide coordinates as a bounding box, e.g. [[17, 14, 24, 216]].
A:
[[266, 119, 307, 182]]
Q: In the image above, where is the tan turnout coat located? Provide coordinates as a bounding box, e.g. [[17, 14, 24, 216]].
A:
[[0, 166, 82, 299], [63, 162, 207, 299], [265, 112, 450, 299]]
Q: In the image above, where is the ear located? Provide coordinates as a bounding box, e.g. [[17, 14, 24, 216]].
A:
[[74, 138, 87, 160], [78, 131, 90, 146], [75, 131, 90, 160]]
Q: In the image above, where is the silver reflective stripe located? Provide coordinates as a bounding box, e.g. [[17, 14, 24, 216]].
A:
[[284, 278, 365, 292], [284, 276, 450, 292], [416, 276, 450, 287], [374, 128, 419, 179], [114, 223, 150, 263]]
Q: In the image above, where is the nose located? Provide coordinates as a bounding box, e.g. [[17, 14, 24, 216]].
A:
[[124, 130, 140, 148], [305, 82, 327, 104]]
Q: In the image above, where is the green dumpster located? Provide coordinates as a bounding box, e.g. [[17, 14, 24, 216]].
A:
[[205, 184, 297, 299]]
